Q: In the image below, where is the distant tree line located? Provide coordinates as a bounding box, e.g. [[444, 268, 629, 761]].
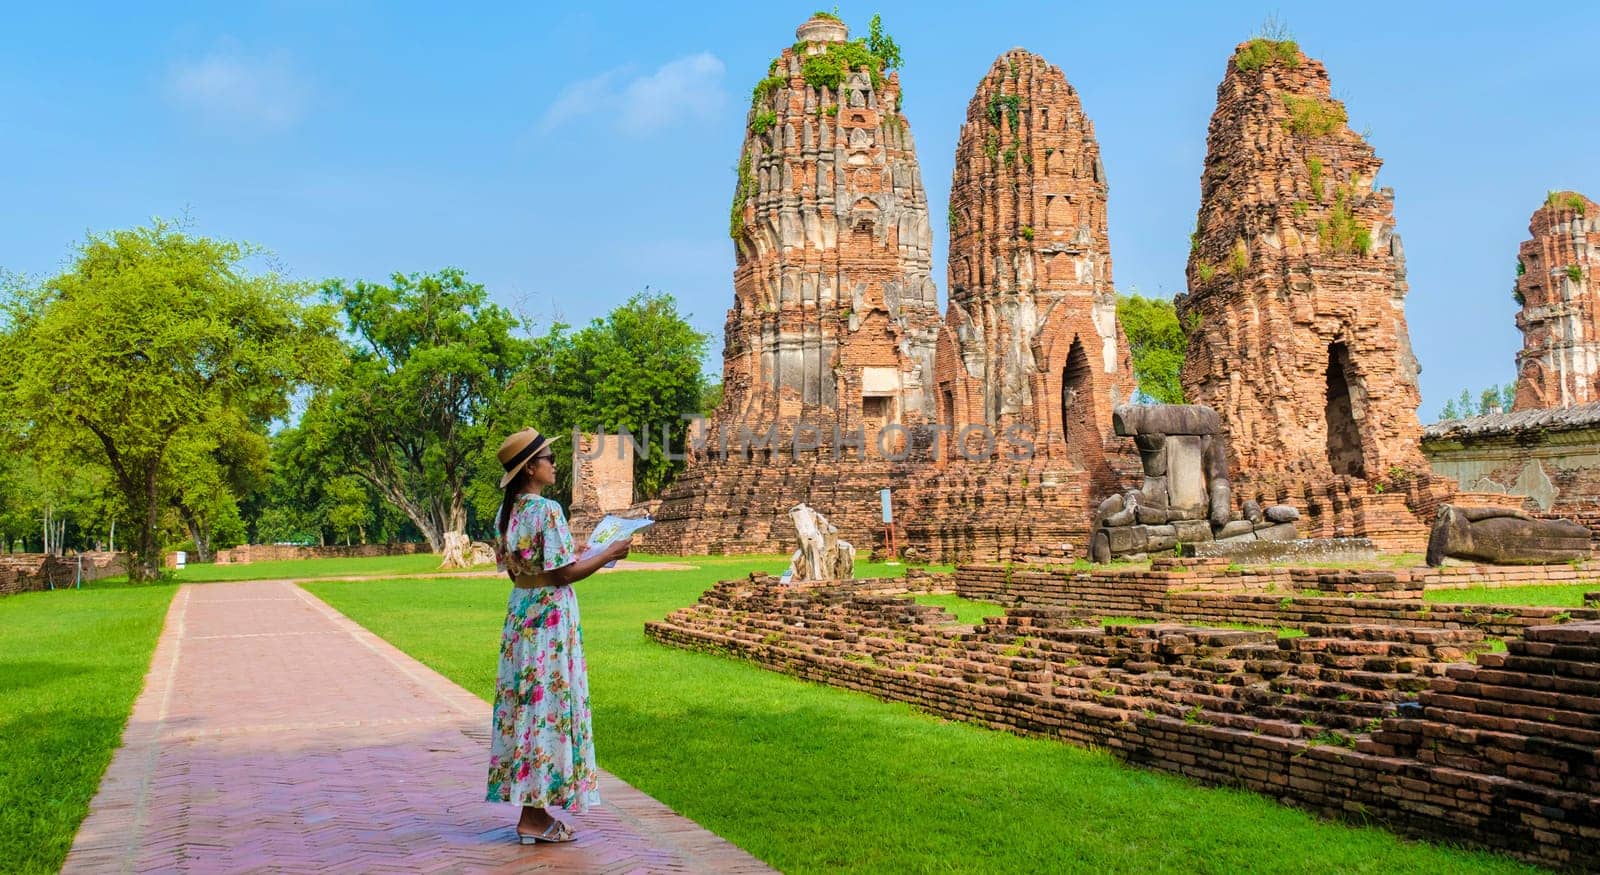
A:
[[0, 222, 713, 580], [1438, 384, 1517, 421]]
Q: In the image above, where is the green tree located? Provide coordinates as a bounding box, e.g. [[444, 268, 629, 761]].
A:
[[1437, 382, 1518, 421], [470, 292, 710, 520], [1116, 291, 1187, 404], [546, 292, 710, 500], [314, 269, 528, 551], [0, 223, 338, 579], [165, 412, 268, 561]]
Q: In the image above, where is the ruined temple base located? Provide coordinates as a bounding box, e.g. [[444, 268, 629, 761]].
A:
[[649, 561, 1600, 870], [1235, 474, 1459, 555], [631, 453, 1105, 564], [1180, 537, 1377, 564]]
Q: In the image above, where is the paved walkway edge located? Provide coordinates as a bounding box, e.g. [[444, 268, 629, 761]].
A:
[[62, 581, 774, 874]]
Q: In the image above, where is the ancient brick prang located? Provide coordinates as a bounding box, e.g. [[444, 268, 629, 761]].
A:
[[1177, 40, 1425, 483], [719, 14, 941, 446], [1513, 191, 1600, 411], [938, 49, 1132, 472], [638, 37, 1139, 561]]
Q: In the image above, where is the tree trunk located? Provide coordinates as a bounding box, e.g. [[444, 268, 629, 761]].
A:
[[131, 469, 163, 582], [179, 505, 213, 563], [445, 487, 468, 545], [353, 468, 443, 552]]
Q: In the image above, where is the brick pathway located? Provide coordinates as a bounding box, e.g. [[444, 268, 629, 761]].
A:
[[63, 580, 774, 874]]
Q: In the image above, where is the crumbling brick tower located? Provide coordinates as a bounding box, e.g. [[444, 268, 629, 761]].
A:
[[1512, 191, 1600, 411], [715, 13, 941, 448], [1178, 39, 1427, 481], [1175, 39, 1442, 550], [635, 14, 940, 554], [937, 49, 1133, 494]]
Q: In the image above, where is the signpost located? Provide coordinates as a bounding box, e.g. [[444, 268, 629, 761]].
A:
[[880, 488, 898, 564]]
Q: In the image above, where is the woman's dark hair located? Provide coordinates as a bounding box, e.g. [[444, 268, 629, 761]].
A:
[[498, 472, 526, 542]]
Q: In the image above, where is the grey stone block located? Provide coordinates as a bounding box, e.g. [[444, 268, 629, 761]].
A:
[[1215, 520, 1255, 539], [1254, 522, 1299, 541], [1265, 504, 1301, 523]]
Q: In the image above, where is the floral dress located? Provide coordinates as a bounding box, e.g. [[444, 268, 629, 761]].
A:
[[485, 494, 600, 811]]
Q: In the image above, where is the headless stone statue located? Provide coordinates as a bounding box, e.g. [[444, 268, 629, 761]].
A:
[[784, 503, 855, 582], [1090, 403, 1303, 562], [1426, 505, 1590, 566]]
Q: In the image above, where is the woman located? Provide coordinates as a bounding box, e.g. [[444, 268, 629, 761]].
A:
[[486, 427, 631, 844]]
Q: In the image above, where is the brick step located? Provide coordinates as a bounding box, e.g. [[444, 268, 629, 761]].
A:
[[1418, 702, 1600, 748], [1451, 666, 1600, 697], [1483, 652, 1600, 680], [1428, 677, 1600, 720]]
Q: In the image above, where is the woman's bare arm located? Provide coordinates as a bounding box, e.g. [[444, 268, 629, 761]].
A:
[[517, 537, 632, 587]]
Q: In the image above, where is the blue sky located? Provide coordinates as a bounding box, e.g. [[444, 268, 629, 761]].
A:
[[3, 1, 1596, 420]]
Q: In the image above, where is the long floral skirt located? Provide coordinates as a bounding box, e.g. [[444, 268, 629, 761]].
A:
[[484, 585, 600, 811]]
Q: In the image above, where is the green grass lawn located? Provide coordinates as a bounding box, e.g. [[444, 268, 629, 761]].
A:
[[0, 585, 175, 874], [909, 592, 1005, 625], [306, 564, 1534, 874], [149, 552, 461, 583], [1424, 582, 1600, 608]]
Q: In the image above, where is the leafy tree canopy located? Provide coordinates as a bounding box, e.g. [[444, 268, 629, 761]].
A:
[[1438, 383, 1517, 421], [313, 268, 528, 551], [0, 222, 338, 578], [1117, 291, 1187, 405]]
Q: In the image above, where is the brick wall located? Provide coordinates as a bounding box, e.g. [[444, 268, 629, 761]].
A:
[[213, 543, 429, 564], [0, 552, 127, 597], [649, 571, 1600, 869]]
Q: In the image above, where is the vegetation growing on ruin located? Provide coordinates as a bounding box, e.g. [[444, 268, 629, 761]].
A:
[[1283, 95, 1346, 137], [865, 13, 902, 72], [1317, 186, 1372, 255], [751, 110, 777, 135], [1118, 291, 1187, 404], [1003, 145, 1017, 167], [986, 93, 1023, 132], [984, 131, 999, 161], [799, 14, 901, 93], [810, 9, 842, 21], [751, 74, 787, 111], [730, 152, 756, 239], [1234, 38, 1301, 72], [1228, 238, 1251, 276], [1306, 156, 1325, 201], [1567, 264, 1584, 283], [1195, 261, 1218, 283], [1547, 190, 1587, 215], [803, 40, 878, 90], [1020, 225, 1034, 241]]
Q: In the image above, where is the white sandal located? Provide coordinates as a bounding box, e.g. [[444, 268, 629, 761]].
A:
[[518, 820, 577, 844]]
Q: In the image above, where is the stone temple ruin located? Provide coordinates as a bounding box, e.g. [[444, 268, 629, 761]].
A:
[[631, 24, 1138, 562], [1421, 191, 1600, 545], [1175, 40, 1457, 553], [939, 48, 1131, 485], [1090, 404, 1310, 562], [1512, 192, 1600, 412], [650, 563, 1600, 871], [633, 23, 1600, 871]]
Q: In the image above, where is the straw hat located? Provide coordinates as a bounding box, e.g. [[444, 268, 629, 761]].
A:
[[497, 427, 563, 489]]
